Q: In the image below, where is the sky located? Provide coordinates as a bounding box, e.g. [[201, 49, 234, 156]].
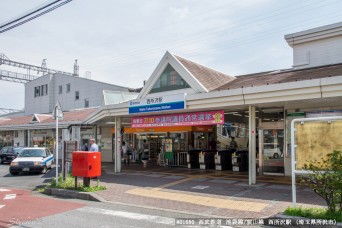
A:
[[1, 0, 342, 110]]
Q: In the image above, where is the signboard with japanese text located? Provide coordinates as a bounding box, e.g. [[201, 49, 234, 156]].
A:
[[129, 94, 185, 114], [132, 110, 224, 128]]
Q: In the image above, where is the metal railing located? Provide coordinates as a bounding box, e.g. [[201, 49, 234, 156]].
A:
[[166, 152, 188, 167]]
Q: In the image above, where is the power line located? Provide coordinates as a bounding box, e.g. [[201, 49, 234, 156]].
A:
[[82, 0, 336, 70], [0, 0, 72, 34], [0, 0, 61, 29]]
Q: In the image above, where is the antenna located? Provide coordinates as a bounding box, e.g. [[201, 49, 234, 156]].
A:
[[73, 59, 79, 76], [38, 59, 47, 74], [84, 71, 91, 79]]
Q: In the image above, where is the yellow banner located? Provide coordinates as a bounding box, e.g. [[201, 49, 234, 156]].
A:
[[295, 120, 342, 169]]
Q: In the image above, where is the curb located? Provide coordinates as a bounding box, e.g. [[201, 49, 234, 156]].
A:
[[43, 187, 106, 202]]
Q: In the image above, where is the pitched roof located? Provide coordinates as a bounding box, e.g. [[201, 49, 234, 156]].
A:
[[215, 63, 342, 91], [175, 55, 235, 91], [0, 108, 98, 127]]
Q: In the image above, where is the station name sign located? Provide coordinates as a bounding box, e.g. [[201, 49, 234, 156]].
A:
[[129, 94, 185, 114], [132, 110, 224, 128]]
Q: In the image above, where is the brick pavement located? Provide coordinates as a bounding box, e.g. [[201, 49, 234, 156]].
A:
[[93, 163, 326, 218]]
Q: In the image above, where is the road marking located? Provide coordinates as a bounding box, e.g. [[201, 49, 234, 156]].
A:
[[4, 194, 16, 200], [192, 185, 209, 190], [0, 205, 5, 209], [0, 189, 11, 192], [77, 207, 174, 225], [126, 188, 268, 212]]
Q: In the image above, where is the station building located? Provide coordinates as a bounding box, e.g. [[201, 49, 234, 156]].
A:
[[0, 22, 341, 183], [84, 22, 342, 183]]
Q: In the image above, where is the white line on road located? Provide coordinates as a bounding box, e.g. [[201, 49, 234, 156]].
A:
[[0, 205, 5, 209], [0, 188, 11, 192], [4, 194, 16, 200], [77, 207, 175, 225]]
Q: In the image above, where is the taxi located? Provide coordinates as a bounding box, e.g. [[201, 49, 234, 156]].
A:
[[9, 147, 54, 175]]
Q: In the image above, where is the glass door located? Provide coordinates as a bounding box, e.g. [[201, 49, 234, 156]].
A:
[[259, 129, 284, 175]]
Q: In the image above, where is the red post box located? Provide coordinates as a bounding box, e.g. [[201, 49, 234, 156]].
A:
[[72, 151, 101, 178]]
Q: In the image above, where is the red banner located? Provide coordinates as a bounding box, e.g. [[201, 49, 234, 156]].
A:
[[132, 110, 224, 127]]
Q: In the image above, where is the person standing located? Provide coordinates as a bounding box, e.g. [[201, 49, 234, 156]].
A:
[[229, 137, 238, 151], [122, 141, 130, 165], [81, 143, 88, 151], [89, 138, 99, 152]]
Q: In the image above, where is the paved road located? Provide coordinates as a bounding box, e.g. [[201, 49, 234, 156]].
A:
[[0, 161, 55, 191], [0, 164, 210, 228], [0, 186, 207, 228]]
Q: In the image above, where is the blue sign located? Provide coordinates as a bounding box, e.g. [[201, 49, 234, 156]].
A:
[[129, 94, 185, 114], [129, 101, 184, 114]]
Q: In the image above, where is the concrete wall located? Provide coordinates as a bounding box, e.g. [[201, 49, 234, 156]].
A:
[[293, 36, 342, 69], [13, 130, 25, 147], [25, 75, 53, 115], [25, 73, 129, 115], [100, 126, 114, 163]]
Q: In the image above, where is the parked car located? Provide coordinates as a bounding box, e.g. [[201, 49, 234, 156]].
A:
[[9, 147, 54, 175], [0, 147, 24, 164], [263, 144, 282, 159]]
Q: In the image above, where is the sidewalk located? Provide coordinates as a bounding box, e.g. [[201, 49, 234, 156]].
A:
[[93, 163, 326, 218]]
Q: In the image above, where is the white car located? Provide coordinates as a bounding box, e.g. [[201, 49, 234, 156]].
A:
[[263, 144, 282, 159], [9, 147, 54, 175]]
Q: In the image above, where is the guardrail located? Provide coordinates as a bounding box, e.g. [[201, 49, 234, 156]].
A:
[[166, 152, 188, 167]]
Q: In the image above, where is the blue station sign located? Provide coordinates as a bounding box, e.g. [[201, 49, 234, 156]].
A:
[[129, 94, 186, 114]]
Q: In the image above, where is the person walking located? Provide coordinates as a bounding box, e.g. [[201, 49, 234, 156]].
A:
[[89, 138, 99, 151], [122, 141, 130, 165]]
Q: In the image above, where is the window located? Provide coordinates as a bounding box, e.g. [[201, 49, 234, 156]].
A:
[[66, 83, 70, 93], [59, 85, 62, 94], [14, 131, 18, 138], [75, 91, 79, 100], [35, 84, 48, 97], [84, 98, 89, 108], [34, 86, 40, 97], [150, 64, 190, 93], [41, 85, 45, 95]]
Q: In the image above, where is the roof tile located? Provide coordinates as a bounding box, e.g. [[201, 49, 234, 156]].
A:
[[175, 55, 235, 91]]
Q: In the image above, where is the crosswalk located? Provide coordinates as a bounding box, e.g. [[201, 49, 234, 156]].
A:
[[77, 207, 175, 226]]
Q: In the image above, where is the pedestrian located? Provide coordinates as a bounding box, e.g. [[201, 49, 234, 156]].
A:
[[81, 143, 88, 151], [142, 139, 149, 160], [130, 143, 136, 162], [89, 138, 99, 151], [122, 141, 130, 165], [229, 137, 238, 151]]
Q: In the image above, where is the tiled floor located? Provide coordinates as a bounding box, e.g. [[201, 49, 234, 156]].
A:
[[96, 163, 326, 218]]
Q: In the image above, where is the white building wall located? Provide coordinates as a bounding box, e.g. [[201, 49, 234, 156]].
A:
[[52, 74, 129, 112], [13, 130, 25, 147], [293, 36, 342, 69], [25, 73, 129, 115], [25, 75, 53, 115]]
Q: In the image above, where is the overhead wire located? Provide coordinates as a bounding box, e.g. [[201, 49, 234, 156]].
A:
[[0, 0, 72, 34], [83, 0, 339, 71], [0, 0, 61, 29], [81, 0, 335, 70], [89, 11, 341, 77]]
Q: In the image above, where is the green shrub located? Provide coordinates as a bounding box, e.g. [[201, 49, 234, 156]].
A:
[[300, 150, 342, 212], [284, 207, 342, 222], [50, 174, 106, 192]]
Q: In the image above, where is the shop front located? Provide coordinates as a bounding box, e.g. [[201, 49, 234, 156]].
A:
[[125, 110, 224, 167], [30, 129, 55, 151]]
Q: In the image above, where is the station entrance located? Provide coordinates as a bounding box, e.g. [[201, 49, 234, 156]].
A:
[[116, 107, 287, 180]]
